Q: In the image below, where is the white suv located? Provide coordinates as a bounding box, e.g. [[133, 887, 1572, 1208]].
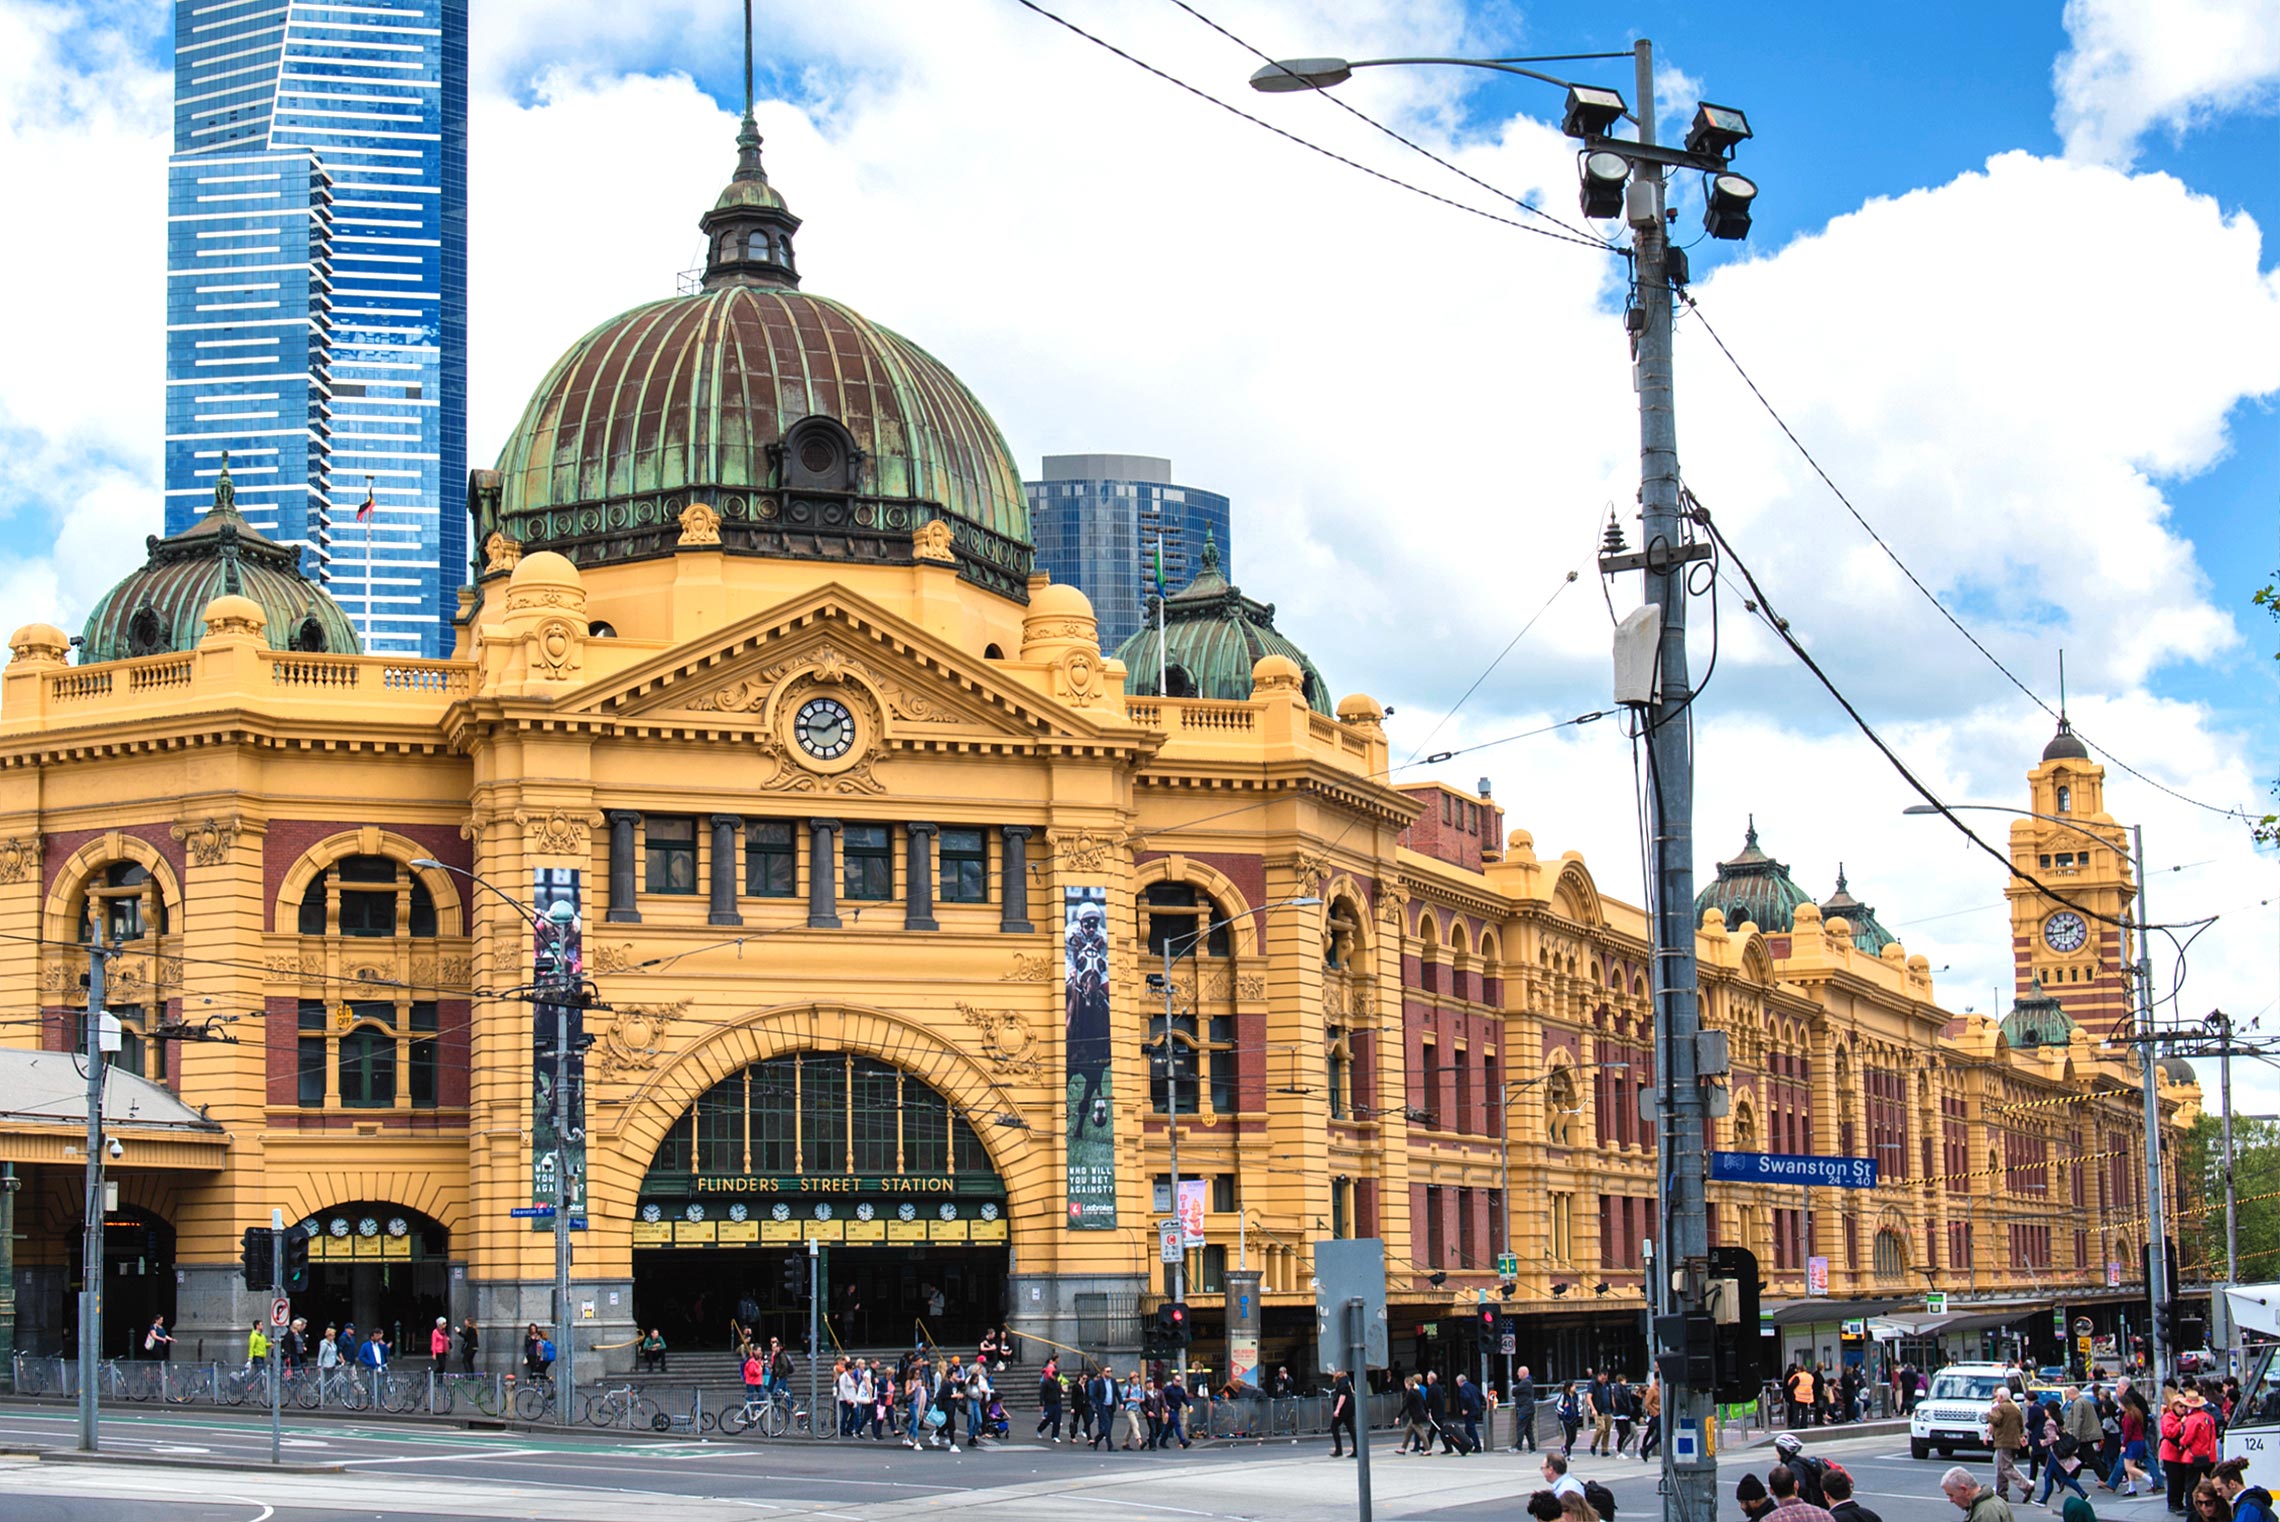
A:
[[1909, 1362, 2027, 1461]]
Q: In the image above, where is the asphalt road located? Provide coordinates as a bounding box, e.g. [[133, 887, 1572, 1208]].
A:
[[0, 1405, 2200, 1521]]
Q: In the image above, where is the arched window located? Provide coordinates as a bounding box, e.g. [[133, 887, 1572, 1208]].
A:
[[1874, 1227, 1906, 1280], [337, 1021, 399, 1108], [300, 1000, 437, 1110], [747, 232, 771, 263], [296, 855, 443, 939], [128, 605, 169, 657], [1544, 1067, 1578, 1146], [290, 615, 328, 653], [1325, 1026, 1352, 1119], [77, 861, 168, 944], [2056, 785, 2072, 813], [1142, 882, 1237, 1114], [645, 1053, 999, 1184], [1162, 663, 1197, 698]]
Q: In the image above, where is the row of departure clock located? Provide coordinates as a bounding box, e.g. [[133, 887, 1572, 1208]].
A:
[[639, 1200, 1001, 1225]]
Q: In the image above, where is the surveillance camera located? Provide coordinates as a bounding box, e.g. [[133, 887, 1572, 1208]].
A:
[[107, 1137, 124, 1160]]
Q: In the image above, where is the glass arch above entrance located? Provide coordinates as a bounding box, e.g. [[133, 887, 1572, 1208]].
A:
[[638, 1052, 1008, 1248]]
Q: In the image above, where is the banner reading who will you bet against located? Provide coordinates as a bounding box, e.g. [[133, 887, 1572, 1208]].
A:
[[1064, 885, 1115, 1228]]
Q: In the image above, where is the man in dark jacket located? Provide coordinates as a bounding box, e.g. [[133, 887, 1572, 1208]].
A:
[[1425, 1372, 1458, 1454], [1329, 1367, 1357, 1458], [1455, 1374, 1484, 1455], [1825, 1467, 1882, 1522], [1512, 1365, 1539, 1452]]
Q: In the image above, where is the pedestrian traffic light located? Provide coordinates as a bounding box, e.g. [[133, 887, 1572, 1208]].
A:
[[1708, 1245, 1764, 1402], [240, 1226, 273, 1291], [281, 1224, 311, 1293], [1155, 1301, 1190, 1346], [1479, 1305, 1501, 1339]]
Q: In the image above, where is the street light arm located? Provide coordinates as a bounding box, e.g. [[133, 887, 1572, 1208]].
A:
[[410, 857, 548, 932], [1347, 55, 1588, 92], [1901, 803, 2127, 857], [1161, 895, 1322, 970]]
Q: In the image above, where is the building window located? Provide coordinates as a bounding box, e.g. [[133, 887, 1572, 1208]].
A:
[[939, 828, 987, 903], [1207, 1015, 1238, 1114], [1326, 1026, 1350, 1119], [746, 821, 797, 897], [1458, 1186, 1477, 1268], [302, 857, 444, 940], [1453, 1048, 1472, 1136], [1331, 1177, 1352, 1239], [78, 862, 168, 944], [1550, 1191, 1573, 1262], [297, 1005, 327, 1106], [298, 998, 439, 1111], [2056, 785, 2071, 813], [1874, 1227, 1905, 1280], [1425, 1185, 1448, 1266], [843, 824, 893, 900], [408, 1002, 438, 1108], [1145, 882, 1230, 957], [339, 1016, 397, 1109], [645, 817, 698, 894]]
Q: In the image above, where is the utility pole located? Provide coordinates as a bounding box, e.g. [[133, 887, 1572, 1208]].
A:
[[548, 957, 576, 1414], [1162, 938, 1185, 1304], [77, 936, 109, 1453], [1626, 36, 1717, 1522], [2133, 824, 2171, 1380], [2217, 1009, 2237, 1290]]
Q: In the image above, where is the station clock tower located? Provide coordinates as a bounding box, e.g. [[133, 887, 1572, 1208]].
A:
[[2005, 717, 2136, 1037]]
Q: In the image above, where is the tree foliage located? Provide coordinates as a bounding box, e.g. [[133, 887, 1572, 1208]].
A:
[[2179, 1112, 2280, 1284]]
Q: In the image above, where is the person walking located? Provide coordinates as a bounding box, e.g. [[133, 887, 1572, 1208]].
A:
[[1988, 1386, 2031, 1505], [2180, 1389, 2222, 1508], [143, 1315, 173, 1361], [1142, 1377, 1165, 1450], [2213, 1456, 2276, 1522], [1943, 1463, 2018, 1522], [1070, 1363, 1092, 1444], [1329, 1366, 1358, 1458], [1089, 1367, 1117, 1451], [1611, 1373, 1636, 1455], [2037, 1396, 2093, 1508], [1456, 1374, 1484, 1456], [1640, 1375, 1664, 1462], [1512, 1364, 1539, 1453], [458, 1317, 479, 1374], [1557, 1381, 1583, 1457], [1399, 1375, 1430, 1455], [2164, 1393, 2194, 1513], [2111, 1390, 2154, 1495], [1588, 1369, 1613, 1456], [1825, 1467, 1883, 1522], [1163, 1372, 1192, 1449], [245, 1320, 271, 1373], [1037, 1357, 1064, 1441], [429, 1317, 451, 1365]]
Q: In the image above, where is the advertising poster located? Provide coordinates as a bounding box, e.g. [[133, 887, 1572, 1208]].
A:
[[531, 867, 587, 1225], [1177, 1178, 1208, 1249], [1064, 885, 1115, 1228]]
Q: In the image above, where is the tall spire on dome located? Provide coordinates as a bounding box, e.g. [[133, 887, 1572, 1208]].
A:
[[2042, 647, 2090, 761], [699, 0, 803, 293]]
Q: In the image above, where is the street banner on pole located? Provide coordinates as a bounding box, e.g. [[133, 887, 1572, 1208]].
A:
[[1063, 886, 1115, 1228], [1177, 1179, 1207, 1248], [531, 868, 585, 1225], [1806, 1257, 1829, 1297]]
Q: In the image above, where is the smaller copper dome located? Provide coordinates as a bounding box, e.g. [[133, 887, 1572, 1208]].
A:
[[2043, 716, 2090, 762]]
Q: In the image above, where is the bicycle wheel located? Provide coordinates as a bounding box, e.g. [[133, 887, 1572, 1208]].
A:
[[699, 1407, 719, 1432], [514, 1384, 550, 1422], [430, 1381, 455, 1417], [586, 1393, 619, 1428], [720, 1403, 751, 1437], [640, 1400, 666, 1432], [293, 1375, 321, 1410]]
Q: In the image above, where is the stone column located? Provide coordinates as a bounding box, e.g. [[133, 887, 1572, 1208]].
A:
[[904, 822, 938, 932], [605, 810, 641, 923], [808, 819, 841, 929], [708, 814, 742, 926], [999, 826, 1033, 933]]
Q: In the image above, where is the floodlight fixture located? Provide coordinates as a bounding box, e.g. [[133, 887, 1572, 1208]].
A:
[[1579, 150, 1629, 220], [1249, 57, 1352, 93], [1684, 102, 1752, 159], [1561, 83, 1627, 139], [1703, 172, 1757, 240]]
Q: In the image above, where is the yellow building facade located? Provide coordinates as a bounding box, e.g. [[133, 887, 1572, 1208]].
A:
[[0, 116, 2194, 1381]]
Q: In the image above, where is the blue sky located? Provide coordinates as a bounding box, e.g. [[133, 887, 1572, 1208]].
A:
[[0, 0, 2274, 1079]]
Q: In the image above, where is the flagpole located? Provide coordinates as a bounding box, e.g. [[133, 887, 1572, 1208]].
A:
[[361, 476, 374, 650], [1155, 537, 1167, 702]]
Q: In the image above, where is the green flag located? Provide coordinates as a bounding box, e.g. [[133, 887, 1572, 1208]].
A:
[[1152, 542, 1165, 596]]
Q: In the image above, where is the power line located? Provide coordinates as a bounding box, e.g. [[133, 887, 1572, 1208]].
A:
[[1160, 0, 1617, 247], [1680, 293, 2264, 827], [1397, 568, 1582, 767], [1007, 0, 1617, 252]]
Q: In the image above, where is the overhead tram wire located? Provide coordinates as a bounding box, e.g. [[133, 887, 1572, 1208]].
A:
[[1008, 0, 1617, 253], [1396, 567, 1582, 769], [1690, 489, 2217, 940], [1679, 292, 2263, 826], [1159, 0, 1618, 248]]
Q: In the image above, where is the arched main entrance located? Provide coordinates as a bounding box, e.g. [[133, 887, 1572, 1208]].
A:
[[296, 1202, 450, 1352], [633, 1051, 1009, 1352]]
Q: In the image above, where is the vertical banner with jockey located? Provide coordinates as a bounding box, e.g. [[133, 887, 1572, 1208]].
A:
[[531, 867, 586, 1224], [1064, 886, 1115, 1228]]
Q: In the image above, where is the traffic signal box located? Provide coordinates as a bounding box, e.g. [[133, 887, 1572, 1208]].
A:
[[282, 1225, 311, 1293], [1154, 1301, 1191, 1347]]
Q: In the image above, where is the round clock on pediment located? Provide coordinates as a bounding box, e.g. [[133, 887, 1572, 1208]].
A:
[[794, 697, 856, 761]]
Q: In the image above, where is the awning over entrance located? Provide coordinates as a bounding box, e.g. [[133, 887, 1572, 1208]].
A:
[[0, 1047, 224, 1170], [1763, 1296, 1918, 1327]]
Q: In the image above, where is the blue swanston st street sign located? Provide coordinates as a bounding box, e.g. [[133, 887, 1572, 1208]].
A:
[[1709, 1152, 1878, 1189]]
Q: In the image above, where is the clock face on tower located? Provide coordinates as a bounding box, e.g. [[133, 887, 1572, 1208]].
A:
[[2043, 911, 2089, 954], [794, 697, 855, 760]]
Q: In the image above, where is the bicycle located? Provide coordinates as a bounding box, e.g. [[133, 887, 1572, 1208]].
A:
[[586, 1383, 665, 1432], [434, 1374, 501, 1419], [220, 1363, 268, 1407], [722, 1389, 807, 1438], [514, 1373, 562, 1423]]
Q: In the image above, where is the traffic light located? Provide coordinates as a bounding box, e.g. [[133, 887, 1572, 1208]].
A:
[[281, 1224, 311, 1293], [1708, 1245, 1764, 1402], [1154, 1301, 1191, 1346], [2154, 1301, 2176, 1346], [1479, 1305, 1501, 1340], [782, 1254, 808, 1298], [240, 1226, 273, 1292]]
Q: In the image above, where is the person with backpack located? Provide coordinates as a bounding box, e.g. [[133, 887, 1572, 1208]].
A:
[[1765, 1463, 1835, 1522], [1610, 1374, 1636, 1455], [1557, 1381, 1584, 1456], [1582, 1476, 1620, 1522], [2040, 1394, 2094, 1506], [2213, 1456, 2276, 1522], [1774, 1432, 1832, 1508]]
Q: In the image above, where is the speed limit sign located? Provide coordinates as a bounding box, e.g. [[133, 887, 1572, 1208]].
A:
[[270, 1298, 290, 1328]]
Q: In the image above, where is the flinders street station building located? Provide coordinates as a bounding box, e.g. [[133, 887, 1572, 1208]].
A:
[[0, 111, 2197, 1386]]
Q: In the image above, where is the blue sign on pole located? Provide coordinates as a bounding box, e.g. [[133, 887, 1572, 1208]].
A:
[[1710, 1152, 1878, 1189], [510, 1206, 554, 1218]]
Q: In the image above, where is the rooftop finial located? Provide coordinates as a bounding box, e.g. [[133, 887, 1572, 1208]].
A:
[[1745, 812, 1758, 848], [2057, 648, 2068, 724], [1834, 862, 1848, 892], [698, 0, 802, 292], [743, 0, 754, 120], [1200, 529, 1221, 576], [214, 450, 237, 516]]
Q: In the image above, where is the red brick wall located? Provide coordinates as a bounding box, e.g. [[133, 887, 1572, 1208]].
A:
[[266, 995, 301, 1106], [261, 820, 472, 932], [1393, 785, 1504, 871], [42, 824, 186, 899], [1356, 1176, 1380, 1238]]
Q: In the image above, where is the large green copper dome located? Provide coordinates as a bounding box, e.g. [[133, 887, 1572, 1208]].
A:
[[80, 458, 361, 664], [1694, 818, 1814, 935], [1115, 538, 1332, 715], [471, 118, 1033, 601]]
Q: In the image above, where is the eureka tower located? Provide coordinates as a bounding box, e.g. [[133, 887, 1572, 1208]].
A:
[[165, 0, 468, 656]]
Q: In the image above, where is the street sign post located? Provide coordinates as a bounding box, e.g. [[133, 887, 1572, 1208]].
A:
[[510, 1205, 553, 1219], [1314, 1238, 1388, 1371], [1159, 1218, 1182, 1264], [1927, 1292, 1949, 1314], [1495, 1252, 1520, 1278], [270, 1297, 290, 1328], [1709, 1152, 1878, 1189]]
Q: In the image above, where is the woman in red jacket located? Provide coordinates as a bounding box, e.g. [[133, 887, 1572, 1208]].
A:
[[2179, 1390, 2221, 1510], [2163, 1394, 2190, 1514]]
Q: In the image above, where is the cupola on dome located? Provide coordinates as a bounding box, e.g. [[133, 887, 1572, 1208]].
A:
[[80, 457, 361, 664], [1693, 817, 1813, 935], [1113, 536, 1332, 715], [471, 100, 1032, 602]]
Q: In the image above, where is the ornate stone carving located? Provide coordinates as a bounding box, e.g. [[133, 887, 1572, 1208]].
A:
[[1283, 853, 1333, 896], [1201, 968, 1233, 1002], [529, 618, 582, 680], [440, 955, 472, 988], [169, 815, 238, 868], [348, 960, 397, 988], [958, 1003, 1041, 1074], [40, 959, 72, 992], [484, 531, 522, 574], [1048, 829, 1114, 875], [588, 942, 639, 975], [1378, 882, 1411, 926], [677, 501, 721, 547], [596, 999, 685, 1076], [516, 809, 594, 857], [0, 836, 36, 884], [1057, 646, 1106, 704], [1236, 973, 1267, 1002], [265, 953, 301, 977], [1002, 952, 1054, 982], [911, 518, 956, 564]]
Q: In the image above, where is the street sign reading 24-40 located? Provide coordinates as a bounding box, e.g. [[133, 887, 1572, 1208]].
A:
[[1709, 1152, 1878, 1189]]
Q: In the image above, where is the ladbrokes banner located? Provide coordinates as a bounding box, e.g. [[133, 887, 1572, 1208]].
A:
[[1064, 886, 1115, 1229], [531, 867, 586, 1224]]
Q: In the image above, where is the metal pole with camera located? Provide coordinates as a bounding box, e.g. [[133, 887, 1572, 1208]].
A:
[[76, 932, 112, 1452]]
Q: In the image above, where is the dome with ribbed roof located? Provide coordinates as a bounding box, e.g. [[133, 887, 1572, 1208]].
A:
[[2042, 715, 2090, 762], [471, 112, 1032, 602], [1819, 865, 1898, 955], [1694, 818, 1814, 935], [80, 457, 361, 664], [1113, 536, 1332, 715]]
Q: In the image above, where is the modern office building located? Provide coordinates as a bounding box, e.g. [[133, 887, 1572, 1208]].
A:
[[165, 0, 468, 657], [1025, 454, 1231, 649]]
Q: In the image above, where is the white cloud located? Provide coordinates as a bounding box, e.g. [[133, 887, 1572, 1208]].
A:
[[2055, 0, 2280, 166]]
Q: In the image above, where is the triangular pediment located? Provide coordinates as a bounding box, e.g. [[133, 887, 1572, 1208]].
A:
[[559, 584, 1124, 750]]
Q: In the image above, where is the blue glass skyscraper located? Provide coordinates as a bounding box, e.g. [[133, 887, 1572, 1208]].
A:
[[165, 0, 467, 657], [1025, 454, 1232, 650]]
